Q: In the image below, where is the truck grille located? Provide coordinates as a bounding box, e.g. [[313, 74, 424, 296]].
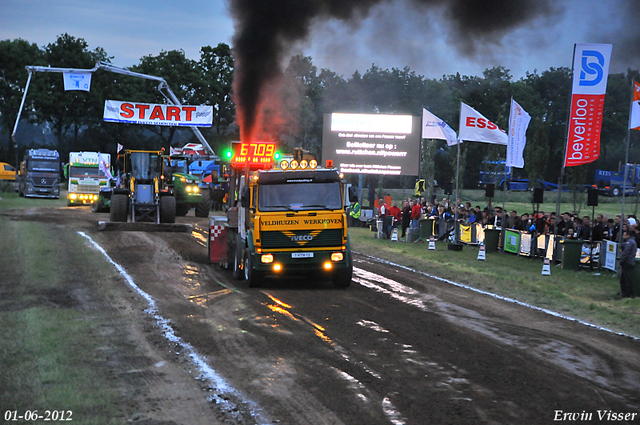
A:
[[260, 229, 343, 249], [34, 177, 56, 187], [79, 184, 100, 193]]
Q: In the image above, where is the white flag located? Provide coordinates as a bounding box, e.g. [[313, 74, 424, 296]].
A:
[[170, 146, 181, 156], [506, 99, 531, 168], [422, 108, 459, 146], [117, 143, 123, 153], [63, 71, 92, 91], [98, 153, 113, 181], [458, 103, 507, 145]]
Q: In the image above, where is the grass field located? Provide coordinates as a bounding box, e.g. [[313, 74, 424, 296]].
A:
[[0, 215, 127, 423]]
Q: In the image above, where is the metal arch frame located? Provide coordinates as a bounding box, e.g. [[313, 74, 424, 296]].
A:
[[10, 61, 217, 179]]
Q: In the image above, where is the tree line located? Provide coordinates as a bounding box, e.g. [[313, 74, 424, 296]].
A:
[[1, 34, 639, 190]]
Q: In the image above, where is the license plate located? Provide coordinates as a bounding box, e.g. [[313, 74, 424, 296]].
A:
[[292, 252, 313, 258]]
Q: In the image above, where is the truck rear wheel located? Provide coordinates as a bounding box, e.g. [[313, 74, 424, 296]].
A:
[[159, 196, 176, 223], [244, 254, 262, 288], [110, 194, 128, 222], [195, 190, 212, 217]]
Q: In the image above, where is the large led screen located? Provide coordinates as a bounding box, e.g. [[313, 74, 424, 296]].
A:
[[321, 113, 421, 176]]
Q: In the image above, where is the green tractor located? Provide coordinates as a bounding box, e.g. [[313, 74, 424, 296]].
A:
[[163, 156, 212, 217], [109, 150, 176, 223]]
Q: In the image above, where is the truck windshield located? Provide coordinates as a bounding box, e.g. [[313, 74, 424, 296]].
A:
[[69, 166, 105, 178], [130, 153, 160, 180], [28, 160, 59, 172], [258, 182, 342, 212]]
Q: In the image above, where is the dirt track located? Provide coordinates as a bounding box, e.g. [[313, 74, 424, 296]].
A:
[[4, 205, 640, 424]]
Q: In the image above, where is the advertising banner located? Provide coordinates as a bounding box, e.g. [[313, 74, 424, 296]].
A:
[[103, 100, 213, 127], [505, 229, 520, 253], [459, 224, 472, 243], [459, 103, 507, 145], [506, 99, 531, 168], [63, 71, 92, 91], [519, 233, 532, 257], [564, 43, 613, 167], [603, 240, 618, 271], [321, 113, 421, 176], [631, 81, 640, 130]]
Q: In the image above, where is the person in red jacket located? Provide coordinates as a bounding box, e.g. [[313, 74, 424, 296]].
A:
[[410, 199, 422, 229]]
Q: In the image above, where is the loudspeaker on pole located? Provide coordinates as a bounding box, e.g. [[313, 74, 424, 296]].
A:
[[587, 188, 599, 207], [485, 183, 495, 198], [533, 188, 544, 204], [444, 182, 453, 195]]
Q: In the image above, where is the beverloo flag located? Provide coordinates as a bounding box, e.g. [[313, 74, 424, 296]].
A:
[[564, 43, 612, 167], [506, 99, 531, 168], [63, 71, 92, 91], [630, 81, 640, 131], [422, 108, 459, 146], [458, 103, 507, 145]]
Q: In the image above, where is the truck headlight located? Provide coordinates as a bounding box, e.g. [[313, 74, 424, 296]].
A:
[[323, 262, 333, 270], [261, 254, 274, 264], [331, 253, 344, 262]]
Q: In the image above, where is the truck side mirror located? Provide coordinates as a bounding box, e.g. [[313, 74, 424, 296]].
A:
[[348, 186, 357, 203], [241, 187, 250, 208]]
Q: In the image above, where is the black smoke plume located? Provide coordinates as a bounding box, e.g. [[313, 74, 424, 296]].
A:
[[229, 0, 556, 141]]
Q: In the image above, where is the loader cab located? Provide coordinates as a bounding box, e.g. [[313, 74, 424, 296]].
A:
[[127, 151, 163, 183]]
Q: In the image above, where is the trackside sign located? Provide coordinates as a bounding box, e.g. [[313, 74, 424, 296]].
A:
[[564, 43, 613, 167], [103, 100, 213, 127]]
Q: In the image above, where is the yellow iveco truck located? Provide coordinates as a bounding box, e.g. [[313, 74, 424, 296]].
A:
[[218, 142, 354, 288]]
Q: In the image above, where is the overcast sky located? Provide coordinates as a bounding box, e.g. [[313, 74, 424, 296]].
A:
[[1, 0, 639, 80]]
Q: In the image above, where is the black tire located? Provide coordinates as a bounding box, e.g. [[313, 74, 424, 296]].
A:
[[175, 203, 190, 216], [195, 190, 212, 217], [612, 186, 621, 197], [332, 253, 352, 288], [232, 235, 244, 280], [159, 196, 176, 223], [244, 253, 262, 288], [110, 194, 128, 222], [90, 199, 103, 213]]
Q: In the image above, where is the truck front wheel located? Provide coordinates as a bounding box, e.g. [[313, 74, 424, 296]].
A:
[[110, 194, 128, 222], [244, 254, 262, 288], [332, 254, 352, 288]]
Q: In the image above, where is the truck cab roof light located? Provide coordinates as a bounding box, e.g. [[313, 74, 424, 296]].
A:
[[290, 160, 299, 170], [309, 159, 317, 169], [280, 160, 289, 170], [300, 160, 308, 169]]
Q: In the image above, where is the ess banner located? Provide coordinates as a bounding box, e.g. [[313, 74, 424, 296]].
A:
[[103, 100, 213, 127], [564, 44, 613, 167], [458, 103, 507, 145]]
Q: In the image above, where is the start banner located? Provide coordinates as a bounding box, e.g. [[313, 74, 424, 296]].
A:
[[564, 43, 613, 167], [103, 100, 213, 127]]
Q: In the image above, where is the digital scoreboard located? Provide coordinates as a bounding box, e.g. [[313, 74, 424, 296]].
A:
[[230, 141, 277, 170], [321, 113, 421, 176]]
